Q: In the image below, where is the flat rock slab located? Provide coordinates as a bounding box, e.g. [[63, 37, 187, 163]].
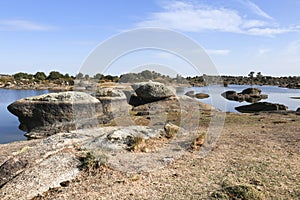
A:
[[235, 102, 288, 113], [0, 124, 208, 199], [0, 152, 80, 200]]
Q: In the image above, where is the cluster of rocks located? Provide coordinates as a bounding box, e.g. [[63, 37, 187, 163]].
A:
[[2, 81, 218, 199], [0, 124, 189, 199], [0, 80, 72, 91], [7, 81, 214, 139], [221, 88, 268, 103], [184, 91, 210, 99], [217, 75, 300, 88]]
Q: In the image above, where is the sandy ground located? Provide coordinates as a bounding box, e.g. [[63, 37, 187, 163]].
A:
[[27, 112, 300, 200]]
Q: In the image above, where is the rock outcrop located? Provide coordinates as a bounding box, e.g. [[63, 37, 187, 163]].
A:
[[221, 88, 268, 103], [235, 102, 288, 113], [7, 92, 102, 138], [185, 91, 195, 97], [0, 125, 194, 199], [129, 82, 175, 106], [93, 88, 131, 122]]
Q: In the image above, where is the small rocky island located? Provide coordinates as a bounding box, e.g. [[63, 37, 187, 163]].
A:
[[221, 88, 268, 103]]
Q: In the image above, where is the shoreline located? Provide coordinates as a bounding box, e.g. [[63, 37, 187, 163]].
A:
[[1, 82, 300, 91]]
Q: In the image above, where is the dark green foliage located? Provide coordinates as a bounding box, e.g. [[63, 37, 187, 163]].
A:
[[13, 72, 33, 80], [76, 72, 84, 79], [93, 73, 103, 80], [47, 71, 64, 80], [79, 152, 96, 170], [34, 72, 47, 81], [210, 184, 265, 200]]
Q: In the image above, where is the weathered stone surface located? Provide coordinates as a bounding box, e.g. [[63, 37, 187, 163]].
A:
[[221, 88, 268, 103], [0, 153, 80, 200], [185, 91, 195, 97], [93, 88, 131, 119], [7, 92, 102, 138], [0, 123, 198, 199], [95, 87, 126, 98], [132, 82, 175, 101], [235, 102, 288, 113], [184, 91, 209, 99], [84, 126, 162, 151], [240, 88, 261, 95], [195, 93, 210, 99]]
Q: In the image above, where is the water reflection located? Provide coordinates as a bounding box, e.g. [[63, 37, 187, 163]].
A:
[[0, 89, 49, 144]]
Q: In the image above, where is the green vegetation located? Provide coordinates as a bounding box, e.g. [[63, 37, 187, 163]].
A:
[[211, 184, 265, 199], [13, 72, 33, 80], [47, 71, 64, 80], [34, 72, 47, 82], [126, 135, 145, 152], [1, 70, 299, 90]]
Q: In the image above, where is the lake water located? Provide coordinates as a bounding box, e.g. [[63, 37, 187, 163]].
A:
[[0, 85, 299, 144], [179, 85, 300, 112], [0, 89, 49, 144]]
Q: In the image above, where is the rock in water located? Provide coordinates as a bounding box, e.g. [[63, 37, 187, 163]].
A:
[[221, 88, 268, 103], [132, 82, 175, 101], [195, 93, 210, 99], [235, 102, 288, 113], [185, 91, 195, 97], [240, 88, 261, 95], [7, 91, 102, 138]]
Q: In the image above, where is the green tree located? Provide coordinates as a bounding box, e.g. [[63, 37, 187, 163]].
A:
[[76, 72, 84, 79], [140, 70, 153, 80], [248, 71, 255, 79], [248, 71, 255, 86], [47, 71, 64, 80], [93, 73, 103, 80], [13, 72, 33, 80], [84, 74, 90, 80], [34, 72, 47, 81], [64, 73, 70, 78], [256, 72, 263, 79]]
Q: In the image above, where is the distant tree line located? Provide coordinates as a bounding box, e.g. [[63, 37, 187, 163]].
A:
[[2, 70, 298, 89], [12, 71, 74, 85], [187, 71, 300, 88]]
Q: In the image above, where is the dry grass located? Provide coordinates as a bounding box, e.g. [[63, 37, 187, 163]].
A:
[[35, 112, 300, 199]]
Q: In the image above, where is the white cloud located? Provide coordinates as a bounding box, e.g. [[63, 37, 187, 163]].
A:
[[136, 1, 299, 36], [247, 27, 294, 36], [0, 20, 57, 31], [241, 20, 266, 29], [240, 0, 273, 20], [206, 49, 231, 55]]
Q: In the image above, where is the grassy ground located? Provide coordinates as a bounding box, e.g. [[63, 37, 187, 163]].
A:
[[34, 112, 300, 199]]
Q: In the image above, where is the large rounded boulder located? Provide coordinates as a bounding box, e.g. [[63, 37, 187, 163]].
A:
[[132, 82, 175, 101], [7, 91, 102, 138]]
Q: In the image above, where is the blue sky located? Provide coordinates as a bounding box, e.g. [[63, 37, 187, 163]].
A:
[[0, 0, 300, 76]]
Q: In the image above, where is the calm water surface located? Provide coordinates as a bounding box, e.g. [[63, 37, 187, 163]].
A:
[[0, 89, 49, 144], [0, 85, 299, 144], [180, 85, 300, 112]]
